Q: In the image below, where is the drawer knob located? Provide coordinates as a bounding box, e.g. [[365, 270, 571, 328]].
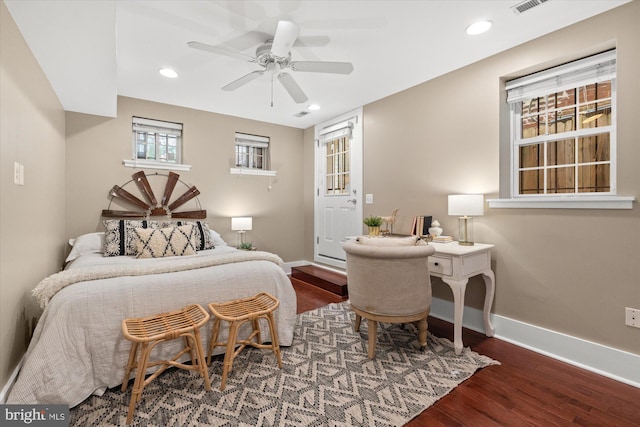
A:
[[434, 262, 439, 266]]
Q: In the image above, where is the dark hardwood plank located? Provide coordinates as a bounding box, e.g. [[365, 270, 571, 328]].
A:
[[292, 278, 640, 426]]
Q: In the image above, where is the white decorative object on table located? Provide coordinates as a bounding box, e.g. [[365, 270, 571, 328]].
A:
[[428, 219, 443, 236]]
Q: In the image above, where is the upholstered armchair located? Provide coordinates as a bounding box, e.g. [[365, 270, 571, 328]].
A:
[[343, 237, 435, 359]]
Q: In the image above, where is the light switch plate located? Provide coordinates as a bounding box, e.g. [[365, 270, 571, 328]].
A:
[[365, 194, 373, 204]]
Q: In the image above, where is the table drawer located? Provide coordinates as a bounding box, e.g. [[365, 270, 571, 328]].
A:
[[428, 256, 452, 276]]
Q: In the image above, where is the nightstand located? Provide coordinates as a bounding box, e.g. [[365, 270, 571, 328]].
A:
[[429, 242, 495, 354]]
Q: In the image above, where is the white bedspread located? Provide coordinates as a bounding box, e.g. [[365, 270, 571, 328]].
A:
[[7, 247, 297, 407]]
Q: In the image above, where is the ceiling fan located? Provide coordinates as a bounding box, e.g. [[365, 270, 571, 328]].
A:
[[188, 20, 354, 105]]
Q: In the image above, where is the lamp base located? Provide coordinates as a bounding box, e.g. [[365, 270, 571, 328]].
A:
[[457, 216, 474, 246]]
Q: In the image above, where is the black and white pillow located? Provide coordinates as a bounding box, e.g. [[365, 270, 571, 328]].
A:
[[103, 220, 160, 257], [135, 224, 197, 258], [162, 220, 215, 251]]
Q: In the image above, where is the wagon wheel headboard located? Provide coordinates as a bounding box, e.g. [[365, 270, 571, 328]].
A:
[[102, 171, 206, 219]]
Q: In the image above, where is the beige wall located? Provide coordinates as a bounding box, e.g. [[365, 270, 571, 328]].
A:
[[354, 1, 640, 353], [0, 1, 66, 389], [65, 96, 305, 261]]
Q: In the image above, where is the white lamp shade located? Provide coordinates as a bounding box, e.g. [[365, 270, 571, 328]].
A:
[[448, 195, 484, 216], [231, 217, 252, 231]]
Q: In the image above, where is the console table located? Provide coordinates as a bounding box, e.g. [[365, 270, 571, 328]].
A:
[[429, 242, 495, 354]]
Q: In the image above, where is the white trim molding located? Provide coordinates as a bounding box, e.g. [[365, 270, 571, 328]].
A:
[[430, 296, 640, 388], [123, 159, 191, 171], [230, 168, 277, 177], [488, 196, 635, 209]]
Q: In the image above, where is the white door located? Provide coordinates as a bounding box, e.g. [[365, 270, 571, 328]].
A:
[[314, 108, 363, 268]]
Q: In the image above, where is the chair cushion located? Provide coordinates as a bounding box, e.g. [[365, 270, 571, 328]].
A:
[[356, 235, 421, 246]]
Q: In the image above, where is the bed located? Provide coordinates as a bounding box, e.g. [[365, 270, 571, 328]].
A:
[[6, 226, 297, 407]]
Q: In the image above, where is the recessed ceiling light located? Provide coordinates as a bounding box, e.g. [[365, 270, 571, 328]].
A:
[[466, 20, 492, 35], [159, 68, 178, 78], [308, 104, 320, 111]]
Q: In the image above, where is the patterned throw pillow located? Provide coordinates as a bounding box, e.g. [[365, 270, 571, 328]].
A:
[[103, 220, 160, 257], [162, 220, 215, 251], [135, 224, 197, 258]]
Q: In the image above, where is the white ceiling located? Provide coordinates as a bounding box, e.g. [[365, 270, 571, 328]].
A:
[[5, 0, 630, 129]]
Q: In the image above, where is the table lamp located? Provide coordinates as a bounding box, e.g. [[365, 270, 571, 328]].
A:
[[231, 217, 252, 247], [448, 195, 484, 246]]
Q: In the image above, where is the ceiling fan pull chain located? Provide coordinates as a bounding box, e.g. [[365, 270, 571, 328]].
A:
[[271, 72, 274, 107]]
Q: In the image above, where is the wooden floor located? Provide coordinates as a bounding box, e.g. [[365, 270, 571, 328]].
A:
[[292, 280, 640, 427]]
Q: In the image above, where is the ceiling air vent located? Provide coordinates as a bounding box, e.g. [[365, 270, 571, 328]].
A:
[[294, 111, 310, 117], [511, 0, 549, 14]]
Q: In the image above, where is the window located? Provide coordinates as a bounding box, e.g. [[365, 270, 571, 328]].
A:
[[125, 117, 189, 170], [506, 50, 616, 198], [132, 117, 182, 164], [234, 133, 270, 170], [319, 121, 353, 196]]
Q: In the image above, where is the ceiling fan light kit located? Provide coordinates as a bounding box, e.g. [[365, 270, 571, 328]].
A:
[[189, 20, 354, 105]]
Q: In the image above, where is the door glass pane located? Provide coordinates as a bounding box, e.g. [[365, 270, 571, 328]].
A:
[[324, 137, 350, 195]]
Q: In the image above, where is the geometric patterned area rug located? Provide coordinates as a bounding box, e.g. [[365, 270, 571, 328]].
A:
[[70, 302, 499, 426]]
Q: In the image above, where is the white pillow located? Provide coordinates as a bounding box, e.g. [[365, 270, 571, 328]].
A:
[[209, 229, 227, 246], [66, 232, 105, 262]]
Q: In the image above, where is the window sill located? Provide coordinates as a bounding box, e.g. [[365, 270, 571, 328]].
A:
[[230, 168, 277, 177], [487, 196, 635, 210], [123, 159, 191, 172]]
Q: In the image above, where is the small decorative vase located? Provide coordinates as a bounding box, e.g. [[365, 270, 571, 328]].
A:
[[368, 226, 380, 236], [428, 219, 443, 237]]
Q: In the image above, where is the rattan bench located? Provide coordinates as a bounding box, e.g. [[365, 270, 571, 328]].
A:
[[207, 292, 282, 390], [121, 304, 211, 425]]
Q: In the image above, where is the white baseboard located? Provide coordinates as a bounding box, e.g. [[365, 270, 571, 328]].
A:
[[0, 355, 24, 404], [430, 297, 640, 388]]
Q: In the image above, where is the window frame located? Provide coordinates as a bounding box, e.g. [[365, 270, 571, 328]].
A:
[[230, 132, 276, 177], [125, 117, 190, 171], [489, 50, 634, 209]]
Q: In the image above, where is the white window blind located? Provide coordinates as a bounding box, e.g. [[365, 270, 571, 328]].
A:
[[506, 50, 616, 104], [235, 132, 269, 148], [318, 120, 353, 143], [132, 117, 183, 136]]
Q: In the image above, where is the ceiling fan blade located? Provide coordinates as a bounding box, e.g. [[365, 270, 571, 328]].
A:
[[278, 72, 308, 103], [222, 70, 265, 91], [270, 20, 299, 57], [290, 61, 354, 74], [187, 41, 255, 62]]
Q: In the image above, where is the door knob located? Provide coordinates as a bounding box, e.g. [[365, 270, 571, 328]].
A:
[[347, 199, 357, 204]]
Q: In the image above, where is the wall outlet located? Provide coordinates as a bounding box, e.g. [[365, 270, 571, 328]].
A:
[[625, 307, 640, 328]]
